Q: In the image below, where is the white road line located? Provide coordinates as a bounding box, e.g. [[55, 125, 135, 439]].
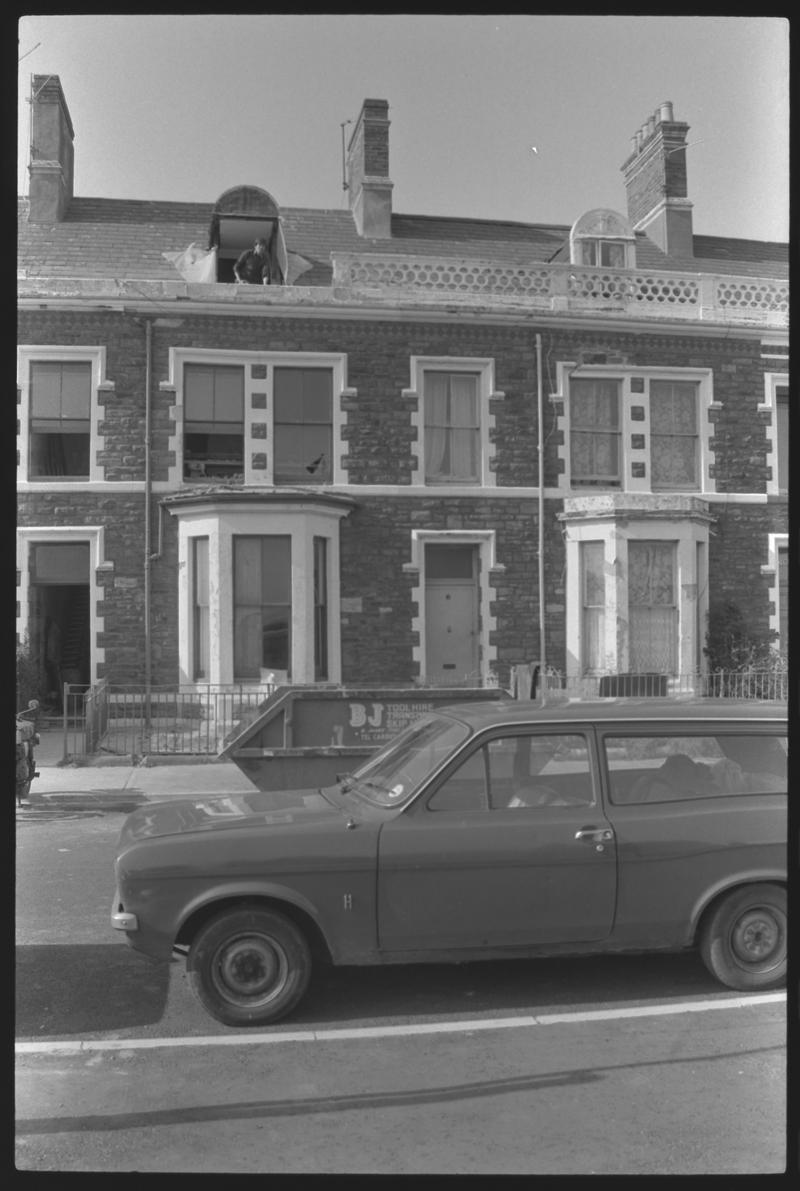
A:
[[15, 992, 785, 1055]]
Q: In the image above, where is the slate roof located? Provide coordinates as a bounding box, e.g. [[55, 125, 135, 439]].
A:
[[18, 196, 788, 284]]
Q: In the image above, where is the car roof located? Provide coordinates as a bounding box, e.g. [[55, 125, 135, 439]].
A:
[[435, 698, 787, 729]]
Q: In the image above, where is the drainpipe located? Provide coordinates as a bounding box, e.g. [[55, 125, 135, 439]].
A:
[[536, 332, 546, 704], [144, 318, 153, 735]]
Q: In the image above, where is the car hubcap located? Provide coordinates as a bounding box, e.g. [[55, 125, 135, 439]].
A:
[[731, 909, 782, 966], [214, 934, 288, 1005]]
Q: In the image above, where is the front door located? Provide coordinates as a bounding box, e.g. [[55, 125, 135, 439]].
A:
[[377, 728, 617, 951], [425, 543, 479, 684], [29, 542, 92, 707]]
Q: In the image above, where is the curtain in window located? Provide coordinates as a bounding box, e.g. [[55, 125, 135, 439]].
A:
[[778, 547, 789, 651], [776, 388, 788, 491], [628, 542, 677, 672], [425, 374, 449, 478], [650, 381, 698, 488], [449, 374, 478, 479], [424, 373, 479, 481], [570, 379, 620, 482]]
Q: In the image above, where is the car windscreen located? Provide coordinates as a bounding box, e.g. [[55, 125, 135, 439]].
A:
[[343, 713, 471, 808]]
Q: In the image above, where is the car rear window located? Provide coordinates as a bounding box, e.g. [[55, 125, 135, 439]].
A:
[[603, 732, 786, 805]]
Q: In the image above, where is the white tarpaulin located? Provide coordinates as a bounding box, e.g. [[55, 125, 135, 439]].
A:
[[162, 243, 218, 283], [286, 251, 314, 284]]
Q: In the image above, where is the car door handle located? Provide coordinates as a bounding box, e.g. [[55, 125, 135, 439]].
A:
[[574, 827, 614, 843]]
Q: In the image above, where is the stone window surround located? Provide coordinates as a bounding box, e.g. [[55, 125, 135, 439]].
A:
[[173, 500, 349, 687], [553, 363, 717, 496], [16, 525, 108, 686], [759, 371, 789, 496], [405, 356, 500, 488], [163, 348, 352, 488], [17, 345, 114, 485], [560, 498, 711, 682], [761, 532, 789, 651], [402, 528, 505, 683]]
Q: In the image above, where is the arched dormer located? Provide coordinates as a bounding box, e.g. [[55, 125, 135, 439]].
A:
[[570, 208, 636, 269], [209, 186, 286, 284]]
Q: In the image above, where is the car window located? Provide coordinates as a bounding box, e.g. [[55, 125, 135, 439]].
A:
[[428, 732, 595, 812], [603, 733, 787, 805]]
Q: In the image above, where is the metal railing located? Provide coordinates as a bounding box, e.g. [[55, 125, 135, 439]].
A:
[[61, 682, 275, 762], [58, 669, 787, 761], [532, 669, 789, 702]]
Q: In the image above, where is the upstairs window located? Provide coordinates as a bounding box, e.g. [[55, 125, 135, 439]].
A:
[[29, 361, 91, 479], [778, 545, 788, 651], [184, 364, 244, 480], [424, 371, 480, 483], [650, 380, 698, 489], [273, 368, 332, 483], [570, 378, 621, 486], [775, 385, 788, 492]]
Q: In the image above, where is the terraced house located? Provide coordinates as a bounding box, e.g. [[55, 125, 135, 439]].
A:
[[17, 78, 788, 716]]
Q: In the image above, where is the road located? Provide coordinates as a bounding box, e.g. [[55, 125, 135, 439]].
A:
[[15, 811, 788, 1174]]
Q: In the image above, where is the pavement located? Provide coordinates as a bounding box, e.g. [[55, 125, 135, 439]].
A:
[[18, 729, 258, 813]]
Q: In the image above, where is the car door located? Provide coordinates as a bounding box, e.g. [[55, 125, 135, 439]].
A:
[[376, 727, 617, 952], [597, 725, 788, 948]]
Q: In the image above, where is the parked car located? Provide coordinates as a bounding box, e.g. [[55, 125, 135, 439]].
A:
[[111, 699, 787, 1027]]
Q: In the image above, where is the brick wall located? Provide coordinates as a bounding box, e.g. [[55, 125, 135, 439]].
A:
[[707, 502, 789, 648], [17, 309, 786, 687]]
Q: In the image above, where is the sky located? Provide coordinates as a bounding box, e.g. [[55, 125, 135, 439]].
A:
[[17, 14, 789, 243]]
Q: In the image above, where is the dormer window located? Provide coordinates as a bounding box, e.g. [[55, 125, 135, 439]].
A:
[[570, 209, 635, 270], [579, 239, 626, 268], [209, 186, 287, 285]]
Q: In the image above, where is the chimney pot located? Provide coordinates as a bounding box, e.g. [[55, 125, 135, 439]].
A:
[[659, 101, 674, 123]]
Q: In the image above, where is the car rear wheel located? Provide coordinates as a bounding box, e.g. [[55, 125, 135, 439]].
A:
[[187, 906, 312, 1026], [699, 884, 786, 991]]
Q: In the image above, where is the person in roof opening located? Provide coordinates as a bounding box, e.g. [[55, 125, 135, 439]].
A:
[[233, 237, 271, 285]]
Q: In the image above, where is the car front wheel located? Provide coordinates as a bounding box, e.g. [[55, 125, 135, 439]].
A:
[[699, 884, 786, 991], [187, 906, 312, 1026]]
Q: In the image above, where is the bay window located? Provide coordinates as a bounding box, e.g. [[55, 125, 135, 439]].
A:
[[581, 541, 606, 673], [233, 536, 291, 679], [628, 541, 678, 673]]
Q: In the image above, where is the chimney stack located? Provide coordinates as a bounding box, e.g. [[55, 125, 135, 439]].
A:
[[27, 75, 75, 223], [345, 99, 393, 239], [621, 101, 694, 258]]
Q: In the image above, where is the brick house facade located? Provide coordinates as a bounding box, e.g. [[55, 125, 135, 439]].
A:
[[17, 80, 788, 703]]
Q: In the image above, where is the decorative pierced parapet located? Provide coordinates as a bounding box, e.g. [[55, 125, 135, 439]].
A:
[[714, 277, 789, 313], [18, 264, 788, 327], [331, 253, 787, 326]]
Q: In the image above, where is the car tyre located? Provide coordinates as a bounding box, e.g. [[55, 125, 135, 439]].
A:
[[187, 906, 312, 1026], [700, 884, 786, 991]]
